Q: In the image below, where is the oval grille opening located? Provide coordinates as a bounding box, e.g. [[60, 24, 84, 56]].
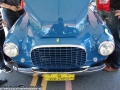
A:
[[31, 47, 86, 71]]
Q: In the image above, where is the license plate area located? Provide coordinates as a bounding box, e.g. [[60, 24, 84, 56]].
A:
[[43, 74, 75, 81]]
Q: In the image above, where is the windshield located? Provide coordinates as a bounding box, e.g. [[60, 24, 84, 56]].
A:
[[29, 16, 86, 38]]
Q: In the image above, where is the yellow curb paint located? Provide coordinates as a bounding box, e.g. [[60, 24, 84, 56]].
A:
[[41, 77, 47, 90], [65, 80, 72, 90], [30, 73, 39, 86]]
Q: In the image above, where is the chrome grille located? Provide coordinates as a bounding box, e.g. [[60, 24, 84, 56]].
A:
[[31, 47, 86, 71]]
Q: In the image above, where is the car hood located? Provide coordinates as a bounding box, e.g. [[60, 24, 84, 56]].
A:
[[25, 0, 90, 25]]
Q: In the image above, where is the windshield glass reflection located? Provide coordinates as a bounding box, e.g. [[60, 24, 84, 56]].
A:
[[29, 17, 86, 38]]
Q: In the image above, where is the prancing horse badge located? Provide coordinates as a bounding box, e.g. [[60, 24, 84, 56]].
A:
[[56, 38, 60, 42]]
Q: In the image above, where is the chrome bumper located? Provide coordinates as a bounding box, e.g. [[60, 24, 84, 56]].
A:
[[13, 63, 105, 76]]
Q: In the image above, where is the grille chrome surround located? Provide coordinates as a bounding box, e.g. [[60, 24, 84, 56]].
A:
[[31, 45, 86, 71]]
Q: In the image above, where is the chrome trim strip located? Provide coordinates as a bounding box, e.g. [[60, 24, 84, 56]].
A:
[[30, 44, 86, 59], [31, 45, 86, 51], [32, 68, 88, 74], [13, 64, 105, 75], [104, 28, 113, 39]]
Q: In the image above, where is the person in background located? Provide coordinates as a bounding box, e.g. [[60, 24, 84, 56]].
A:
[[50, 17, 66, 35], [115, 10, 120, 19], [103, 0, 120, 72], [0, 78, 7, 85], [96, 0, 110, 26], [0, 11, 12, 85], [0, 0, 25, 62], [0, 0, 25, 30], [21, 0, 24, 9]]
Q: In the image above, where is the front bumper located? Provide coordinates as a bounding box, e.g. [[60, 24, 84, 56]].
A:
[[13, 63, 105, 76]]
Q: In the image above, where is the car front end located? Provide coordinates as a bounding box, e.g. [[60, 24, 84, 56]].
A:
[[3, 0, 114, 81]]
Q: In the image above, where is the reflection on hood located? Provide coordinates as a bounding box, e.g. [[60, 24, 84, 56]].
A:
[[25, 0, 90, 25]]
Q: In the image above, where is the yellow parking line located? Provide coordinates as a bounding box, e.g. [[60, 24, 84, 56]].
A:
[[30, 73, 39, 86], [41, 77, 48, 90]]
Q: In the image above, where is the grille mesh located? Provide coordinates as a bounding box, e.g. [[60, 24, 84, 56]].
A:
[[31, 47, 86, 71]]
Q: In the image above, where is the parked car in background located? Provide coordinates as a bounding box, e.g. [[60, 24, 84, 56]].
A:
[[3, 0, 114, 81]]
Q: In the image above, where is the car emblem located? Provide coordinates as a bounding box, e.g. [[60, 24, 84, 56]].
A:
[[56, 38, 60, 42]]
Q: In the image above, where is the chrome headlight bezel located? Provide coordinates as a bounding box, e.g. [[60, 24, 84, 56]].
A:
[[98, 41, 115, 56], [3, 42, 19, 57]]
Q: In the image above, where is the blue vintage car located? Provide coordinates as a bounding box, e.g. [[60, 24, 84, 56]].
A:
[[3, 0, 114, 80]]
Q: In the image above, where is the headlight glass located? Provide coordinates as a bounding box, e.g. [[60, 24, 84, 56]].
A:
[[99, 41, 114, 56], [3, 42, 19, 57]]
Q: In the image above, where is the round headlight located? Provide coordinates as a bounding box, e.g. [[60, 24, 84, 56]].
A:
[[98, 41, 114, 56], [3, 42, 19, 57]]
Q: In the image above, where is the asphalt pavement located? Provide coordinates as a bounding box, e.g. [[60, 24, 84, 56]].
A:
[[0, 62, 120, 90]]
